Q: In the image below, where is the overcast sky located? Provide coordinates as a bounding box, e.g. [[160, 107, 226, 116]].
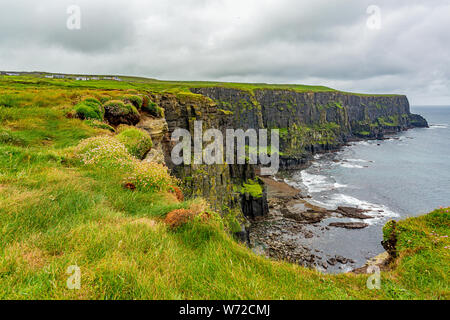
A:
[[0, 0, 449, 105]]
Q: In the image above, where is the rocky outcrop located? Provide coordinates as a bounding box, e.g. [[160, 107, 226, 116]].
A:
[[137, 116, 168, 164], [328, 222, 369, 229], [191, 87, 429, 161], [143, 93, 240, 212], [336, 207, 373, 220], [143, 87, 428, 226], [241, 183, 269, 219]]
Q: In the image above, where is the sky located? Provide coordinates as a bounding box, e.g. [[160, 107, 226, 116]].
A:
[[0, 0, 449, 105]]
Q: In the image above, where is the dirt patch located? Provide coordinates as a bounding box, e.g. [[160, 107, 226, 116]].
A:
[[259, 176, 300, 198]]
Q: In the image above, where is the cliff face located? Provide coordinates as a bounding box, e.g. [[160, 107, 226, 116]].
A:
[[152, 87, 427, 223], [191, 87, 428, 168]]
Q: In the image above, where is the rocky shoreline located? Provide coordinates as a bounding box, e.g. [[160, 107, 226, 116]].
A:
[[248, 175, 389, 273]]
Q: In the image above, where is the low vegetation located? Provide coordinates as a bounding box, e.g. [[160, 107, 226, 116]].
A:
[[0, 75, 447, 300], [116, 126, 153, 159]]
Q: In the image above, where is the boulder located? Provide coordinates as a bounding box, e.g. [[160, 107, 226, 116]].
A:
[[336, 206, 373, 219], [329, 222, 369, 229]]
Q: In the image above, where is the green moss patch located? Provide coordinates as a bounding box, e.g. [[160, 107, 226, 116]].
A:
[[74, 98, 104, 121], [240, 179, 263, 198], [116, 126, 153, 159]]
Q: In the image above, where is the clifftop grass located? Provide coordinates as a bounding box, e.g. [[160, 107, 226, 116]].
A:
[[0, 73, 404, 97], [0, 76, 447, 300]]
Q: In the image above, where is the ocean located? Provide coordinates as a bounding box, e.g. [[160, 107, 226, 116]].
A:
[[285, 106, 450, 272]]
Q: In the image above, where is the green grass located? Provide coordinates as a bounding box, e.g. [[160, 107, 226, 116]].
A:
[[0, 76, 447, 300], [240, 179, 263, 198], [0, 73, 404, 97]]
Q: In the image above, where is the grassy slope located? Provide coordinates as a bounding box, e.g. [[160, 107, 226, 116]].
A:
[[0, 74, 403, 96], [0, 76, 448, 300]]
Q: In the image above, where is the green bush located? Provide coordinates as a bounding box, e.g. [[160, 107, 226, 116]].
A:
[[84, 120, 115, 132], [123, 95, 143, 109], [74, 98, 104, 121], [103, 100, 140, 126], [116, 127, 153, 159], [83, 97, 101, 105], [74, 135, 134, 169], [125, 161, 178, 193]]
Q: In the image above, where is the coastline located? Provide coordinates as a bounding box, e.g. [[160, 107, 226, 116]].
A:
[[250, 172, 391, 273], [248, 134, 413, 273]]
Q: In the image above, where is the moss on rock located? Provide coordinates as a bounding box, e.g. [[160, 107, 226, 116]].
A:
[[103, 100, 140, 126]]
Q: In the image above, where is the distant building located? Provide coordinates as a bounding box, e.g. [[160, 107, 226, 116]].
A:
[[54, 75, 65, 79], [75, 77, 89, 81], [5, 72, 20, 76], [45, 75, 54, 79]]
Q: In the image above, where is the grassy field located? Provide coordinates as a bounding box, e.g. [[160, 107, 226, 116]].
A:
[[0, 75, 448, 299], [0, 72, 405, 97]]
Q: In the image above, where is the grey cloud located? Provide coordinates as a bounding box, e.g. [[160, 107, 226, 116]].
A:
[[0, 0, 449, 105]]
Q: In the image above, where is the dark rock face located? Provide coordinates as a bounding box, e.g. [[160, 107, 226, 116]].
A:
[[191, 87, 429, 161], [156, 87, 428, 226], [381, 220, 398, 258], [409, 113, 429, 128], [148, 92, 244, 214], [241, 191, 269, 220]]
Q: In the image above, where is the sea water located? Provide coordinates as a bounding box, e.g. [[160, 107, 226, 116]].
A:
[[286, 106, 450, 272]]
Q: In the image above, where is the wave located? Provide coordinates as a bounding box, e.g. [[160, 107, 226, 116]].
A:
[[346, 158, 371, 163], [300, 171, 347, 193], [428, 124, 448, 129], [339, 163, 365, 169], [325, 193, 399, 225]]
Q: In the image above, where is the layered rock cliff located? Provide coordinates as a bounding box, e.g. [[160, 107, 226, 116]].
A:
[[191, 87, 428, 168], [145, 87, 427, 228]]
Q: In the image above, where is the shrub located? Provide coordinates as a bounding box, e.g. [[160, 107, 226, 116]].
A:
[[103, 100, 140, 126], [116, 127, 153, 159], [124, 161, 178, 193], [84, 120, 115, 132], [123, 95, 143, 109], [74, 135, 134, 169], [142, 99, 165, 118], [83, 97, 101, 105], [74, 98, 104, 121], [164, 209, 195, 229], [164, 200, 212, 229]]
